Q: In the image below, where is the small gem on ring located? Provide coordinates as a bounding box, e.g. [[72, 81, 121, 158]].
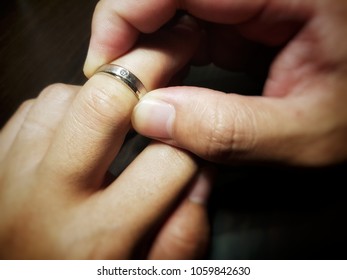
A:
[[95, 64, 147, 99], [120, 69, 129, 76]]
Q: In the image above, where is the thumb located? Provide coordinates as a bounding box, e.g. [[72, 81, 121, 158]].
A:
[[132, 86, 304, 164]]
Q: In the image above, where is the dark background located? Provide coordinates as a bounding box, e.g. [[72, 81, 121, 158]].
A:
[[1, 0, 347, 259], [0, 0, 95, 125]]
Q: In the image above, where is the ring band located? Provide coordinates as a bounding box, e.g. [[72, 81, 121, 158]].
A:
[[95, 64, 147, 99]]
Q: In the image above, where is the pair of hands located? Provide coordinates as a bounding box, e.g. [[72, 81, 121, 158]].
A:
[[0, 16, 210, 259], [1, 0, 347, 259], [86, 0, 347, 166]]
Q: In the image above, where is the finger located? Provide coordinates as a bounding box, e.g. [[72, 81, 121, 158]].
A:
[[0, 100, 34, 160], [84, 0, 293, 76], [132, 87, 313, 164], [82, 142, 198, 259], [43, 17, 201, 189], [4, 84, 78, 166], [148, 169, 212, 260], [83, 0, 177, 77]]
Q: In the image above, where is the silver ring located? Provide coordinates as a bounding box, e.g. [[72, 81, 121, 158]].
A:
[[95, 64, 147, 99]]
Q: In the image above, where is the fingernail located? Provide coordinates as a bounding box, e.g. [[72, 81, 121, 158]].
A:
[[188, 171, 212, 205], [133, 99, 175, 139], [83, 55, 98, 78], [83, 48, 107, 78], [175, 14, 200, 32]]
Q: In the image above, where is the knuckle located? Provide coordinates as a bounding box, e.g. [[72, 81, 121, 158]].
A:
[[79, 77, 133, 130], [82, 83, 121, 124], [164, 225, 200, 256], [38, 82, 122, 134], [200, 100, 256, 161], [155, 143, 195, 171], [203, 110, 234, 160], [18, 99, 35, 111], [164, 212, 209, 258], [39, 83, 76, 102]]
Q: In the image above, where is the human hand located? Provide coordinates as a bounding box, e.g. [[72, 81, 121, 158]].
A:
[[84, 0, 347, 166], [0, 17, 211, 259]]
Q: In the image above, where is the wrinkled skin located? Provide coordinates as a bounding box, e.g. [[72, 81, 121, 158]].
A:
[[0, 17, 211, 259], [85, 0, 347, 166]]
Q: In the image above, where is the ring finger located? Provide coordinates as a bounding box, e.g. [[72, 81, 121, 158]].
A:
[[42, 15, 201, 190]]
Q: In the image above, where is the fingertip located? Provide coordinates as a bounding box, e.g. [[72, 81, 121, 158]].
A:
[[84, 1, 140, 78], [132, 97, 175, 139], [83, 59, 95, 79], [83, 51, 107, 78], [171, 14, 201, 33], [134, 87, 294, 164], [188, 167, 214, 205]]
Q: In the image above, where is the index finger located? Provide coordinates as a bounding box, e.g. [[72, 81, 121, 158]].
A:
[[83, 0, 268, 77]]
